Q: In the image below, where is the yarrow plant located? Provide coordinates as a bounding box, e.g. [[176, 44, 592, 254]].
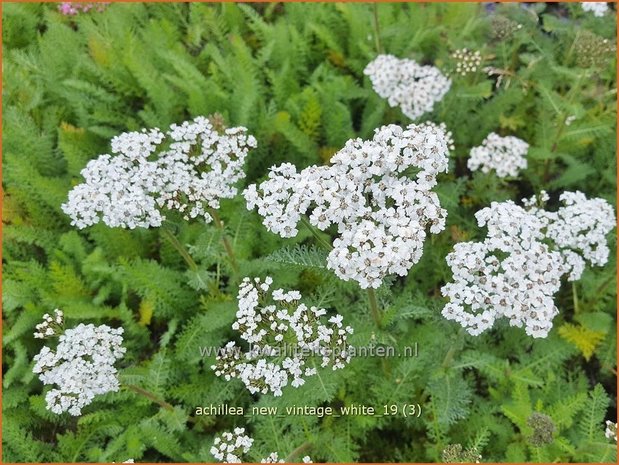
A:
[[245, 123, 452, 289], [451, 48, 482, 76], [441, 191, 615, 338], [467, 133, 529, 178], [62, 116, 257, 229], [581, 2, 610, 17], [212, 277, 353, 396], [363, 54, 451, 120], [32, 315, 126, 415], [210, 428, 312, 463]]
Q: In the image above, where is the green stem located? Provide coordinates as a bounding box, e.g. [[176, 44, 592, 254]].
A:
[[161, 227, 197, 271], [441, 329, 464, 369], [209, 209, 239, 273], [284, 442, 312, 462], [367, 287, 381, 328], [372, 3, 383, 54], [572, 282, 580, 315], [300, 216, 333, 251], [125, 384, 174, 412]]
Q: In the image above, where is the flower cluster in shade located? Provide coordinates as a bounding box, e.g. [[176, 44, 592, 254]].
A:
[[245, 123, 452, 289], [441, 191, 615, 338], [581, 2, 610, 17], [363, 54, 451, 120], [32, 316, 126, 415], [61, 116, 256, 229], [212, 277, 353, 396], [34, 309, 64, 339], [58, 2, 109, 15], [211, 427, 312, 463], [468, 132, 529, 178], [605, 421, 617, 442], [451, 48, 482, 76]]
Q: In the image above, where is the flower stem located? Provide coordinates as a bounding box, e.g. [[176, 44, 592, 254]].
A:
[[209, 209, 240, 273], [125, 384, 174, 412], [572, 282, 580, 314], [372, 3, 383, 54], [300, 216, 333, 251], [441, 329, 465, 369], [367, 287, 382, 328], [161, 226, 197, 271], [284, 442, 312, 462]]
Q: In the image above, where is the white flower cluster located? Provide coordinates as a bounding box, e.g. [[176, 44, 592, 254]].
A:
[[245, 123, 452, 289], [581, 2, 609, 17], [441, 191, 615, 338], [212, 277, 353, 396], [211, 428, 312, 463], [211, 428, 254, 463], [468, 132, 529, 178], [34, 309, 64, 338], [261, 453, 312, 463], [451, 48, 482, 76], [32, 319, 125, 415], [62, 116, 257, 229], [364, 54, 451, 120], [605, 420, 617, 442]]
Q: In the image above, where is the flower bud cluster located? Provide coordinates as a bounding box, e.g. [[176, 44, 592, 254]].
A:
[[468, 132, 529, 178], [363, 54, 451, 120], [573, 30, 616, 68], [212, 277, 353, 396], [32, 318, 125, 415], [34, 309, 64, 339], [62, 116, 256, 229], [211, 428, 312, 463], [441, 444, 482, 464], [441, 191, 615, 338], [245, 123, 452, 289], [490, 15, 523, 41], [451, 48, 482, 76]]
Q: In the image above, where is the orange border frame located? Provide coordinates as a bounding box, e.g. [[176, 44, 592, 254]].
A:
[[0, 1, 616, 464]]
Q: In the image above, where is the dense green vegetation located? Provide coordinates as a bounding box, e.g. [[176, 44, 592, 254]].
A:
[[2, 2, 616, 462]]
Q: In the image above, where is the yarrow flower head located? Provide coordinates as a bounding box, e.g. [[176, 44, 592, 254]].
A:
[[245, 123, 452, 289], [490, 15, 522, 41], [211, 428, 312, 463], [451, 48, 482, 76], [605, 420, 617, 442], [581, 2, 610, 17], [364, 54, 451, 120], [441, 191, 615, 338], [32, 317, 125, 415], [212, 277, 353, 396], [468, 132, 529, 178], [62, 116, 257, 229], [58, 2, 109, 15], [527, 412, 556, 446], [34, 309, 64, 338], [573, 30, 616, 69], [441, 444, 482, 463], [211, 428, 254, 463]]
